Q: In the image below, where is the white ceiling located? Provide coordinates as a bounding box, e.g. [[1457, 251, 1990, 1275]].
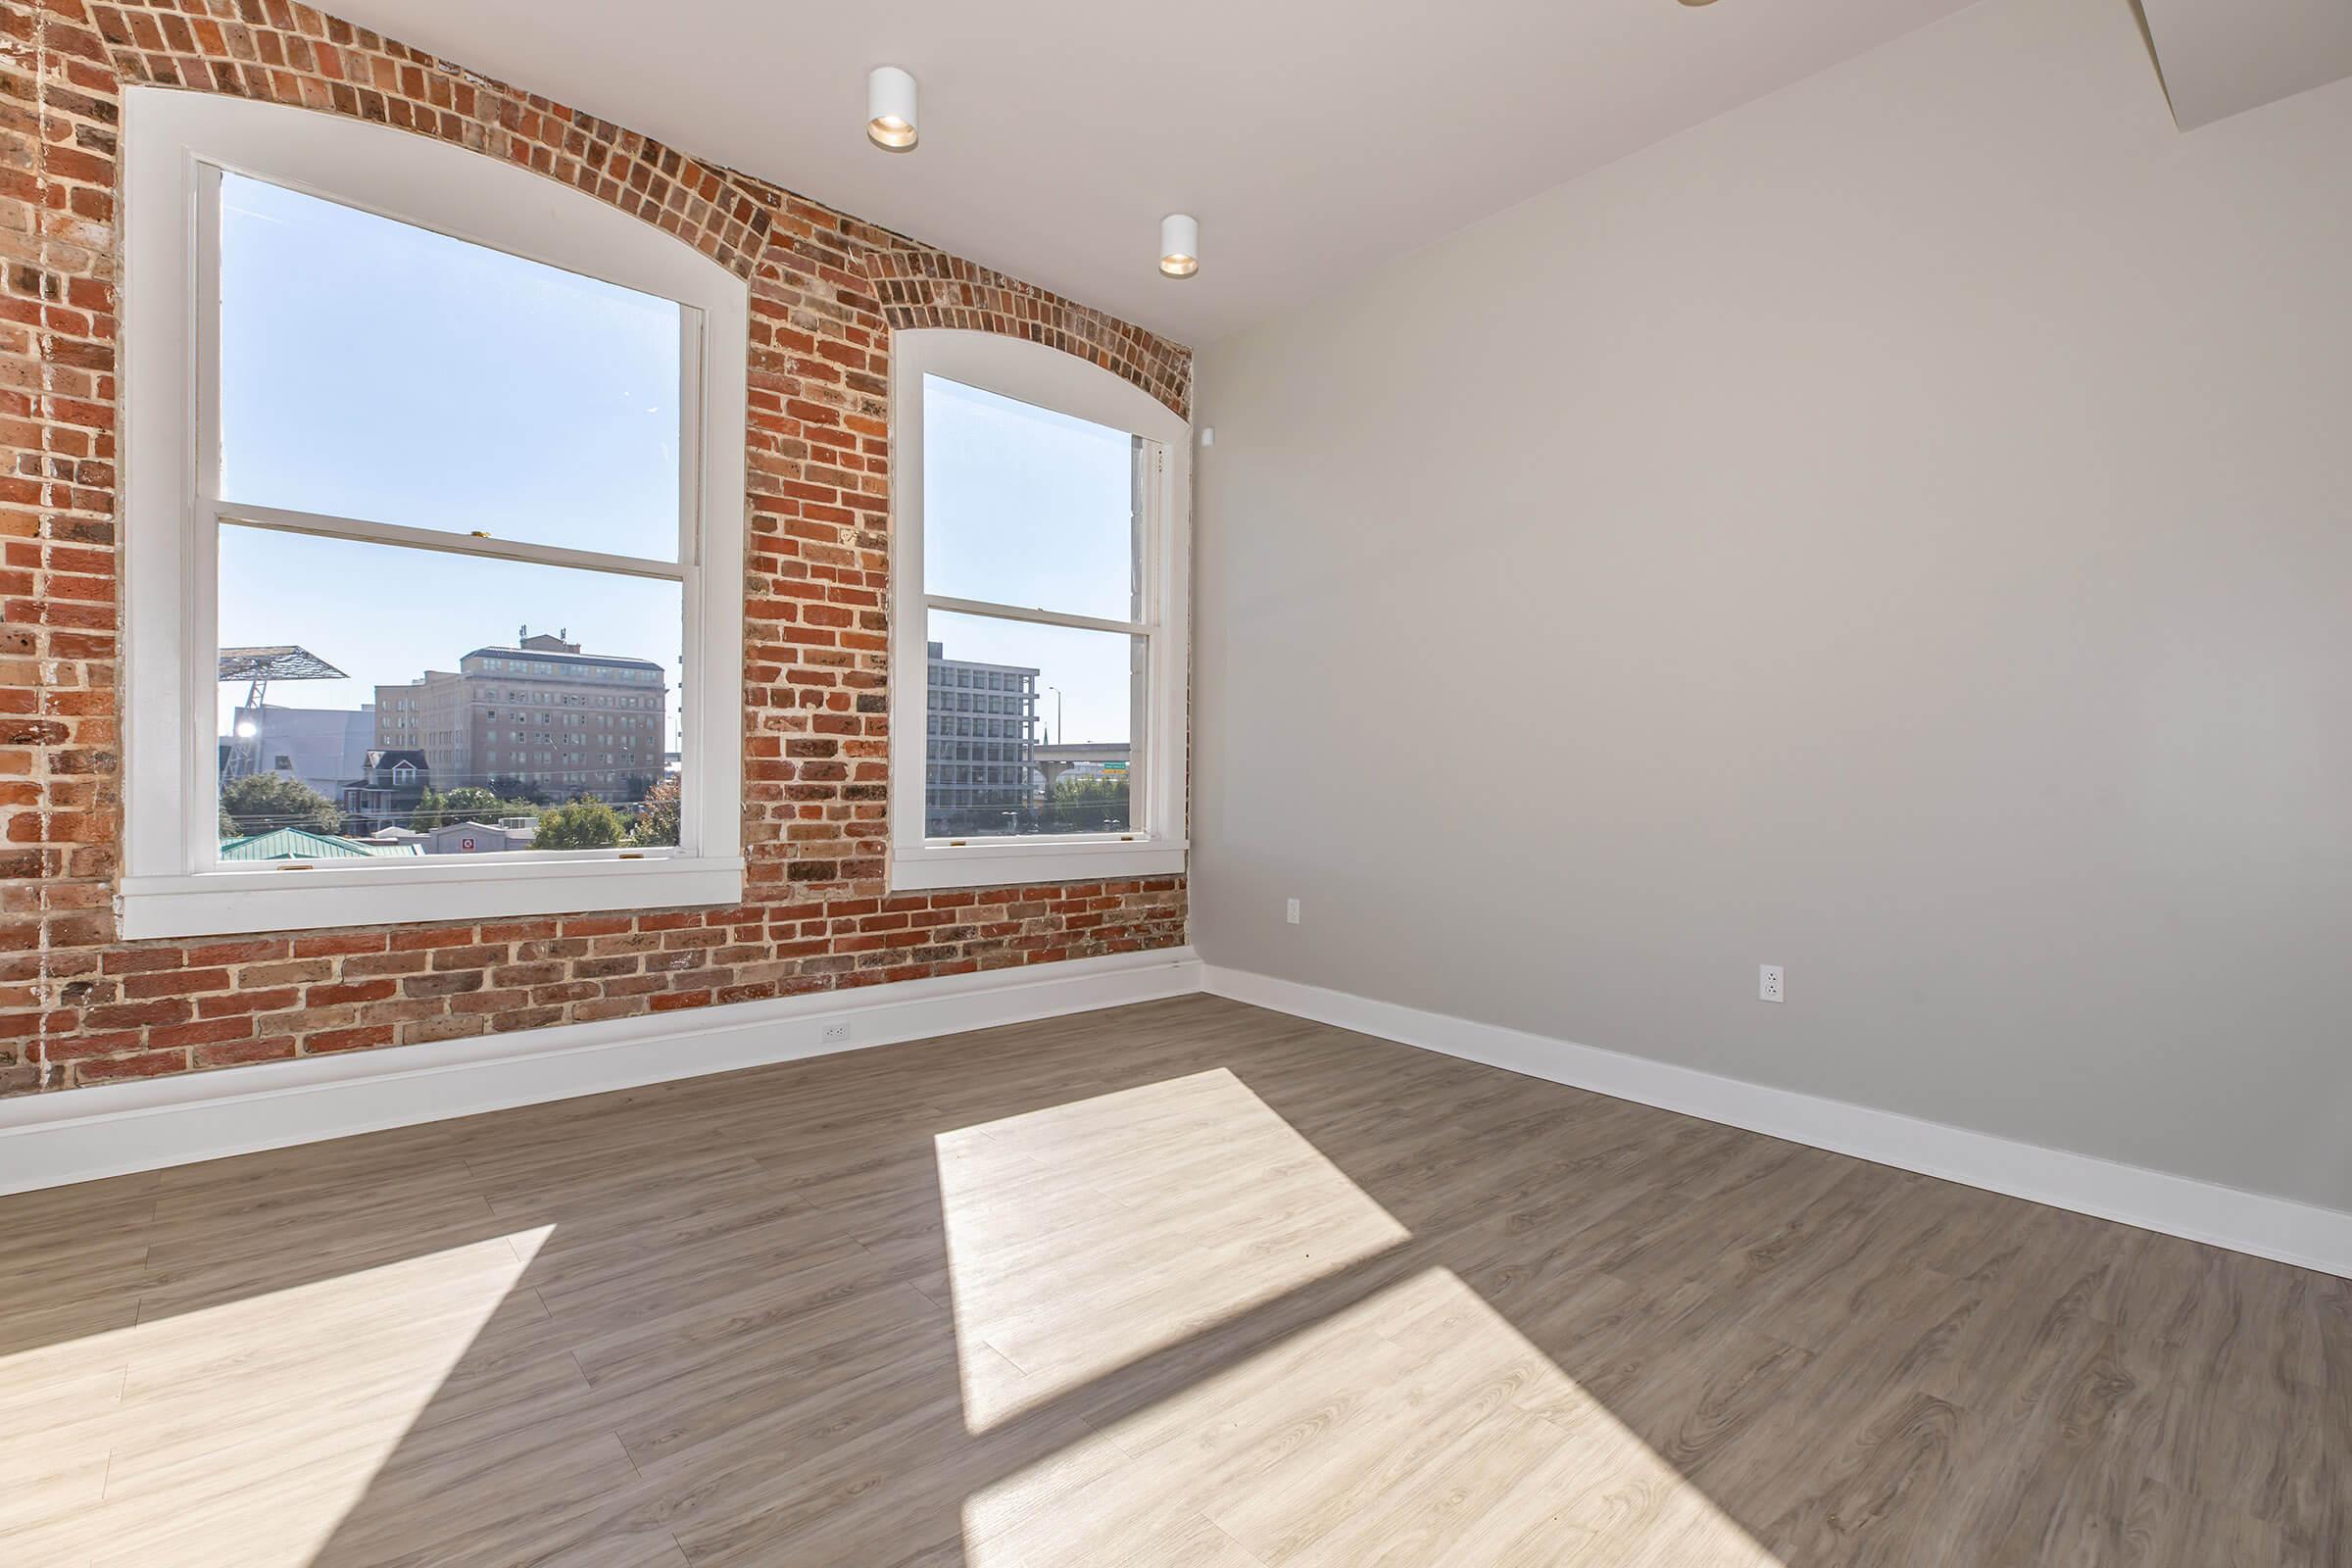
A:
[[324, 0, 1977, 345], [2137, 0, 2352, 130]]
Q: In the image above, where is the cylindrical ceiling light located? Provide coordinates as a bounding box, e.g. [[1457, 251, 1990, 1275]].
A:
[[866, 66, 918, 152], [1159, 214, 1200, 279]]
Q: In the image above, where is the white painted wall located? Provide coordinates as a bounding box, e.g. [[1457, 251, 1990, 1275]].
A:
[[1192, 0, 2352, 1210]]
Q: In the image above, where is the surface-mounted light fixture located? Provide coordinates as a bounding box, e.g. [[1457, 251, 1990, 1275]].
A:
[[1159, 214, 1200, 279], [867, 66, 918, 152]]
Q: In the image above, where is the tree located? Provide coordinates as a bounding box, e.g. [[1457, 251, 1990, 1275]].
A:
[[407, 785, 450, 832], [1041, 773, 1129, 834], [440, 785, 528, 823], [530, 799, 624, 850], [219, 773, 345, 838], [627, 776, 681, 848]]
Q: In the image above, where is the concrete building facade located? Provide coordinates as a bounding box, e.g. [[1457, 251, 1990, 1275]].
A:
[[374, 629, 667, 805], [221, 703, 376, 806], [924, 640, 1039, 836]]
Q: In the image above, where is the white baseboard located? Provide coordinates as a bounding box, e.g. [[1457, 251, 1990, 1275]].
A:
[[17, 946, 2344, 1281], [0, 947, 1203, 1196], [1201, 963, 2352, 1281]]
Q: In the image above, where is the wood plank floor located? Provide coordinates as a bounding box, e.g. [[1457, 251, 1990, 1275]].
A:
[[2, 994, 2343, 1566]]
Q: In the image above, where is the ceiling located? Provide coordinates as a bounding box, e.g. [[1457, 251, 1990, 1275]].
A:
[[2136, 0, 2352, 130], [325, 0, 1978, 344]]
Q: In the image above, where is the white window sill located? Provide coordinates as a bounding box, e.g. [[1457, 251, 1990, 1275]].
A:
[[890, 839, 1187, 892], [117, 856, 745, 941]]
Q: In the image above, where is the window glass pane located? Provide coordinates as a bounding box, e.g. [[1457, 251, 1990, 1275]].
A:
[[217, 172, 683, 560], [217, 524, 683, 857], [921, 375, 1140, 621], [925, 609, 1138, 839]]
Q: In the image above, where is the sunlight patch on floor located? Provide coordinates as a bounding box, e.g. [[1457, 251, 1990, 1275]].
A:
[[934, 1068, 1411, 1434], [0, 1227, 551, 1567], [961, 1264, 1786, 1567]]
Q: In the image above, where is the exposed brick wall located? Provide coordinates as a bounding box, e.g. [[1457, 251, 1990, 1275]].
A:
[[0, 0, 1190, 1095]]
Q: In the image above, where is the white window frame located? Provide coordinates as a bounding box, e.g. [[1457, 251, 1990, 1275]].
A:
[[118, 89, 747, 940], [889, 329, 1189, 891]]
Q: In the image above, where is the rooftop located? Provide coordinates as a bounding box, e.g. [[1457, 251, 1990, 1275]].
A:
[[460, 645, 664, 673], [218, 827, 424, 861]]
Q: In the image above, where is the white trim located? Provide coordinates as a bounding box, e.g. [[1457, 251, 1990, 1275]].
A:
[[889, 329, 1191, 892], [924, 595, 1152, 639], [216, 501, 691, 581], [1200, 965, 2352, 1281], [15, 948, 2339, 1280], [0, 948, 1202, 1196], [120, 88, 747, 938], [890, 841, 1188, 890], [117, 858, 746, 942]]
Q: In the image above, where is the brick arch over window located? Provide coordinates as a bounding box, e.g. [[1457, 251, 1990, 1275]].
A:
[[863, 253, 1192, 418], [2, 0, 1191, 1096], [88, 3, 775, 279], [80, 2, 1192, 419]]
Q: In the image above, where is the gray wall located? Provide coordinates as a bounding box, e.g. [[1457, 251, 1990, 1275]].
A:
[[1191, 0, 2352, 1209]]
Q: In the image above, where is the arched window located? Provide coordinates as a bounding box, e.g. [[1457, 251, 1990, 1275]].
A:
[[118, 89, 746, 938], [889, 329, 1190, 889]]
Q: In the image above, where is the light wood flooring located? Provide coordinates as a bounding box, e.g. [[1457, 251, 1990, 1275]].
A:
[[1, 994, 2343, 1566]]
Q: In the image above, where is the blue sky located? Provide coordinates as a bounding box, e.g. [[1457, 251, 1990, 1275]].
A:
[[215, 172, 1142, 755]]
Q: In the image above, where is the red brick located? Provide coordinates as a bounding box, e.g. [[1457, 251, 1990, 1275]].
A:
[[148, 1016, 255, 1050], [197, 986, 300, 1018], [182, 939, 288, 967], [305, 980, 397, 1006], [388, 927, 475, 953], [196, 1037, 299, 1068], [74, 1048, 187, 1083], [0, 3, 1191, 1108], [293, 933, 387, 958], [122, 966, 233, 1000], [305, 1025, 395, 1054]]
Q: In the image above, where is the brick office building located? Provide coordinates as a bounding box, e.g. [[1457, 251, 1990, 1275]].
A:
[[374, 629, 667, 805]]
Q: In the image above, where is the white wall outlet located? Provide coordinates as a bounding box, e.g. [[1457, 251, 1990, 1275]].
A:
[[1759, 964, 1785, 1004], [821, 1021, 851, 1045], [1286, 898, 1301, 925]]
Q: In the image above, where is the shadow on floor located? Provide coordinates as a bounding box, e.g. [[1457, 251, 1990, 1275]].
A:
[[2, 994, 2340, 1565]]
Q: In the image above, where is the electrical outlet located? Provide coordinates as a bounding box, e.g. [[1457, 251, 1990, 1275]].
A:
[[1759, 965, 1784, 1004], [821, 1021, 851, 1045], [1286, 899, 1300, 925]]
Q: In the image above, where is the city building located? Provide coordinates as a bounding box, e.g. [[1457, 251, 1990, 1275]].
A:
[[374, 628, 666, 805], [416, 819, 537, 856], [924, 640, 1038, 836], [341, 749, 430, 836], [219, 703, 376, 806]]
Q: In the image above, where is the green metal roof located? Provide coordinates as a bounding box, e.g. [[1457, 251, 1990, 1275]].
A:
[[218, 827, 423, 861]]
